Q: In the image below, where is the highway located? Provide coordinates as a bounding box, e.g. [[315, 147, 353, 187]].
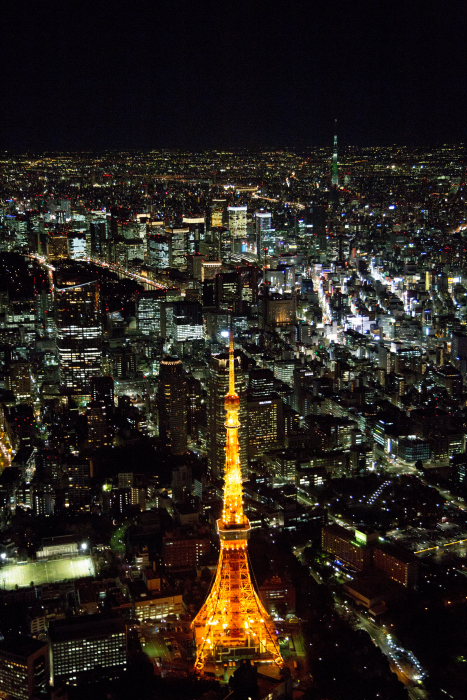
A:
[[251, 192, 305, 210], [84, 257, 170, 290], [29, 253, 171, 291]]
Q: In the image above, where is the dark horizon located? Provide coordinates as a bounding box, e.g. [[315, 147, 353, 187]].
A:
[[2, 1, 466, 151]]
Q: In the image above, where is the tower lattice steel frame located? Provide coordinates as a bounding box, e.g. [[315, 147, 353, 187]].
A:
[[192, 334, 284, 672]]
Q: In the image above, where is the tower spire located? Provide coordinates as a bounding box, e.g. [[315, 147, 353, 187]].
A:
[[191, 334, 283, 673], [228, 331, 236, 397], [332, 118, 339, 186]]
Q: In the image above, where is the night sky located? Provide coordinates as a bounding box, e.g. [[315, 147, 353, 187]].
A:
[[2, 1, 466, 150]]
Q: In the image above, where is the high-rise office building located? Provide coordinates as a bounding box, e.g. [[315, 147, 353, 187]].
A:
[[214, 271, 241, 311], [89, 220, 108, 259], [247, 394, 284, 462], [87, 400, 113, 449], [211, 199, 226, 228], [163, 534, 210, 570], [254, 211, 272, 264], [165, 227, 189, 269], [227, 205, 247, 238], [310, 204, 327, 256], [183, 217, 205, 254], [137, 290, 165, 336], [148, 233, 170, 268], [7, 360, 32, 402], [157, 357, 188, 455], [90, 376, 114, 409], [170, 301, 204, 343], [249, 368, 276, 397], [207, 349, 248, 478], [47, 230, 69, 261], [261, 289, 296, 327], [55, 272, 103, 394], [49, 616, 127, 687]]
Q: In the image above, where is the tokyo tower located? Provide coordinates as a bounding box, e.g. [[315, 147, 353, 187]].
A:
[[192, 334, 284, 672]]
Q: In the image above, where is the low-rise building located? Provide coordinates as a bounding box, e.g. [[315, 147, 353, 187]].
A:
[[49, 615, 127, 687], [321, 524, 372, 571]]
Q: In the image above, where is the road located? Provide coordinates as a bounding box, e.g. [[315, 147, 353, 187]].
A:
[[293, 543, 428, 696], [85, 257, 170, 290], [0, 430, 13, 470], [29, 253, 172, 291], [333, 596, 427, 695], [383, 454, 467, 512]]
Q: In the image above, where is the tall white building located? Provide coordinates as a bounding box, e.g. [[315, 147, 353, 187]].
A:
[[137, 291, 164, 336], [254, 211, 272, 262], [55, 274, 102, 393], [170, 302, 204, 342], [227, 206, 247, 238]]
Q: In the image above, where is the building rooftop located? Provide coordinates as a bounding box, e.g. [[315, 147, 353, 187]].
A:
[[0, 636, 47, 660], [48, 615, 125, 642]]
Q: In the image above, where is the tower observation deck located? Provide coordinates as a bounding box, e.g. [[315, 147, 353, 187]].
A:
[[192, 334, 284, 673]]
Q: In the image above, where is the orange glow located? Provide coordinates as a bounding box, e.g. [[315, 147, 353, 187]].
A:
[[191, 334, 283, 672]]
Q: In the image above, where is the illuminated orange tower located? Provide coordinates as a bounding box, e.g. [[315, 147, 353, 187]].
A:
[[192, 334, 283, 672]]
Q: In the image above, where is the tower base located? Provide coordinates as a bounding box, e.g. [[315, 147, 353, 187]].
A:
[[192, 526, 283, 672]]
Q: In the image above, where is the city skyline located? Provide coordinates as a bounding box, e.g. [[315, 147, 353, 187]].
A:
[[0, 2, 466, 697], [0, 144, 465, 698]]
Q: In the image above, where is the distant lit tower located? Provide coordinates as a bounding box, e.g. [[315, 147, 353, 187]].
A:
[[331, 119, 339, 186], [192, 335, 283, 672]]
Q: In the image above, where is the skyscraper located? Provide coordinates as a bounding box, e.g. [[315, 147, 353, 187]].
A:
[[192, 335, 283, 672], [211, 199, 226, 228], [89, 220, 108, 259], [55, 273, 103, 394], [227, 206, 247, 238], [87, 400, 113, 449], [254, 211, 272, 265], [47, 230, 69, 261], [247, 395, 284, 462], [170, 301, 204, 343], [137, 290, 165, 336], [183, 216, 205, 254], [310, 204, 327, 256], [166, 226, 189, 269], [157, 357, 188, 455], [90, 376, 115, 409]]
